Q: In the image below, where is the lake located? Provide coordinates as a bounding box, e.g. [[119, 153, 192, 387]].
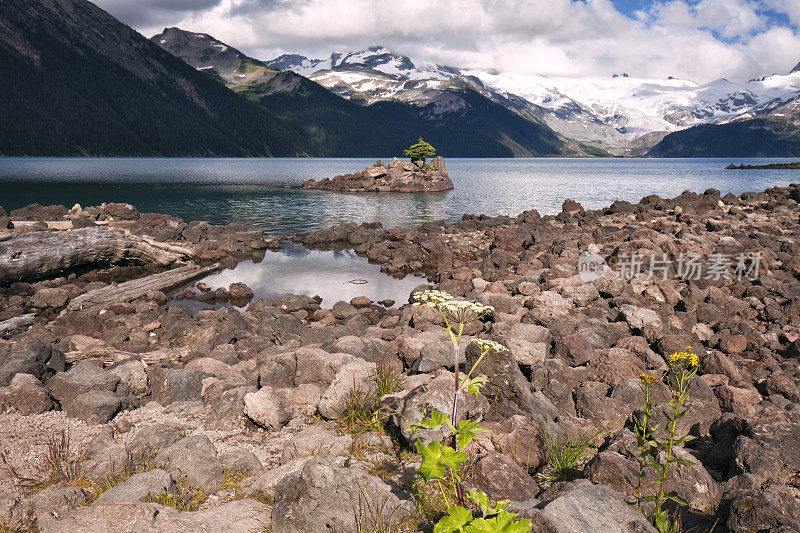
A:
[[0, 157, 797, 236]]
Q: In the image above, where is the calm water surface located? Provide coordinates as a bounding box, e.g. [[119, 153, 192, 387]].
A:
[[1, 157, 798, 236], [177, 241, 428, 310]]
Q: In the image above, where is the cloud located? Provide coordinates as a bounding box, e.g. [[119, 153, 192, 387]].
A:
[[94, 0, 800, 82]]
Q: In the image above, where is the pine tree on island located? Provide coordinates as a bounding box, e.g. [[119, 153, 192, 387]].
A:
[[404, 138, 436, 166]]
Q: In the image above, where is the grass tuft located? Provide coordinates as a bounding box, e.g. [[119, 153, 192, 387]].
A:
[[2, 429, 90, 495], [338, 360, 405, 436], [537, 420, 600, 483], [143, 481, 206, 511]]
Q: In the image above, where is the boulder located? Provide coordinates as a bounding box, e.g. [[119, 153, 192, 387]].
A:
[[279, 426, 353, 465], [528, 484, 656, 533], [243, 386, 293, 430], [155, 434, 224, 492], [317, 359, 377, 420], [61, 391, 121, 424], [94, 469, 177, 505], [464, 339, 540, 418], [0, 373, 54, 414], [47, 360, 120, 402], [466, 452, 540, 502], [43, 499, 268, 533], [271, 457, 413, 532], [0, 341, 65, 386]]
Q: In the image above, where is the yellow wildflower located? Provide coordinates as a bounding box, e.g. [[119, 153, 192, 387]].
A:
[[639, 374, 657, 385]]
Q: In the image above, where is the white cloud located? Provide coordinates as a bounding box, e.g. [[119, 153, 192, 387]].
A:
[[95, 0, 800, 82]]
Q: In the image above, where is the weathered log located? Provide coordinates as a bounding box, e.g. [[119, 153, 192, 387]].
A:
[[0, 314, 35, 339], [0, 227, 193, 285], [65, 346, 189, 367], [66, 263, 219, 313]]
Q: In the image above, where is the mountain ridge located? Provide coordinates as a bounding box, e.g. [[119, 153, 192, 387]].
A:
[[0, 0, 312, 157]]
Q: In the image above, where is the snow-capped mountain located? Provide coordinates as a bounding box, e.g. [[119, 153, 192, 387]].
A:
[[269, 47, 800, 154]]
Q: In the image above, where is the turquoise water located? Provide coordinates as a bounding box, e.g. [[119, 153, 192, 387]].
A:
[[0, 157, 797, 236]]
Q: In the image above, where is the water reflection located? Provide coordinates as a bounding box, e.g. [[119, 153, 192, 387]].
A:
[[175, 242, 428, 310]]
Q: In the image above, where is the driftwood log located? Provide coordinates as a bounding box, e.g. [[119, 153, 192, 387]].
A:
[[65, 346, 190, 367], [0, 314, 35, 338], [66, 263, 219, 313], [0, 227, 193, 285]]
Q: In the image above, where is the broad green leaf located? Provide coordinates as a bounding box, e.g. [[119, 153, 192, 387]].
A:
[[466, 490, 508, 517], [434, 506, 473, 533], [411, 410, 451, 432], [464, 511, 532, 533], [674, 458, 695, 467], [416, 440, 467, 481], [456, 419, 486, 449]]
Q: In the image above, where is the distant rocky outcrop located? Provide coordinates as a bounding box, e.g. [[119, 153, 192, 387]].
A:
[[301, 157, 454, 193], [726, 161, 800, 169]]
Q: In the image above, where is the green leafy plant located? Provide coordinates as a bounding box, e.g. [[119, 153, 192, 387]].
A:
[[628, 348, 699, 533], [537, 419, 600, 483], [404, 138, 436, 164], [409, 290, 532, 533]]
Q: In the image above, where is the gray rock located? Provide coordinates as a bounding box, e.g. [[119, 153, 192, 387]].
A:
[[47, 360, 119, 403], [464, 340, 539, 419], [619, 305, 663, 343], [94, 469, 177, 505], [243, 386, 293, 430], [155, 434, 224, 492], [331, 301, 358, 320], [0, 341, 65, 386], [218, 447, 262, 476], [43, 499, 268, 533], [279, 426, 352, 465], [466, 452, 540, 502], [26, 482, 87, 523], [317, 359, 377, 420], [0, 373, 54, 414], [109, 361, 149, 398], [271, 457, 413, 532], [535, 484, 656, 533], [61, 391, 122, 425], [147, 367, 206, 405], [575, 386, 628, 432]]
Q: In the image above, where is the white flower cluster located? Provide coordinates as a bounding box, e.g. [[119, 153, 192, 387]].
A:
[[412, 290, 453, 306], [471, 339, 508, 354], [412, 290, 494, 324]]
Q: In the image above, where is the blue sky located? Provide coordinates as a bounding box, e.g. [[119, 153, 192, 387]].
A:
[[96, 0, 800, 82]]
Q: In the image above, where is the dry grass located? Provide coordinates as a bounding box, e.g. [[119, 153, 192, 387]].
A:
[[1, 430, 90, 495]]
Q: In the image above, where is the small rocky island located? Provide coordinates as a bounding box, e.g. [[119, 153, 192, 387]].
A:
[[726, 161, 800, 169], [302, 156, 454, 193], [302, 138, 454, 193]]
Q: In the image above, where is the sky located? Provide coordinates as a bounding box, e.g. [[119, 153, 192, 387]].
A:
[[93, 0, 800, 82]]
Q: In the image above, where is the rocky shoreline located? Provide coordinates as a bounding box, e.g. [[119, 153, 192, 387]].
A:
[[726, 161, 800, 170], [302, 156, 454, 192], [0, 184, 798, 532]]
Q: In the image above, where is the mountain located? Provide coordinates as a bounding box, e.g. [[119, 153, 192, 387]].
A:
[[154, 31, 564, 157], [271, 48, 800, 156], [647, 95, 800, 157], [0, 0, 309, 156]]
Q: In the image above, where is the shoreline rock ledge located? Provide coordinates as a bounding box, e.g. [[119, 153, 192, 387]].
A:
[[302, 156, 454, 193]]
